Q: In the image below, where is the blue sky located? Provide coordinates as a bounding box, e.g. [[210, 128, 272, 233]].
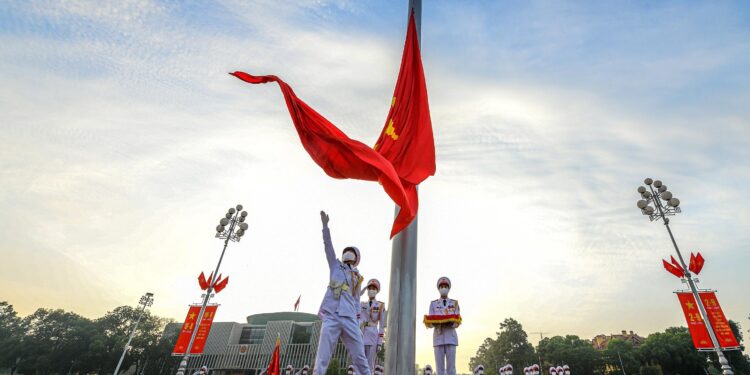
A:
[[1, 0, 749, 370]]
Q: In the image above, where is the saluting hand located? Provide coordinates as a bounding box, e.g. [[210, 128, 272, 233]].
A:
[[320, 210, 330, 227]]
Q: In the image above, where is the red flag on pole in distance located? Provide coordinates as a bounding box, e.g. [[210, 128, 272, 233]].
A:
[[670, 256, 683, 272], [663, 259, 685, 279], [375, 11, 436, 236], [294, 295, 301, 312], [267, 335, 281, 375], [214, 273, 222, 288], [198, 272, 208, 290], [689, 253, 697, 274], [694, 252, 705, 274], [214, 276, 229, 293], [206, 271, 214, 288], [231, 72, 412, 238]]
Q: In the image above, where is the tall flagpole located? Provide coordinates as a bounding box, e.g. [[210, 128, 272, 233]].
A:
[[385, 2, 421, 374]]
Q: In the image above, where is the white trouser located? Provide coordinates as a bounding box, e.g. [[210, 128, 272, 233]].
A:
[[364, 344, 378, 372], [313, 314, 371, 375], [434, 344, 456, 375]]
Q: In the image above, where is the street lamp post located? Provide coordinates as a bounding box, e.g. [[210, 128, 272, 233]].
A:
[[175, 204, 248, 375], [635, 178, 733, 375], [114, 292, 154, 375]]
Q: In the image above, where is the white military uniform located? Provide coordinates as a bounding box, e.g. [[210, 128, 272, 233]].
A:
[[428, 277, 460, 375], [294, 365, 310, 375], [313, 227, 371, 375], [474, 365, 484, 375], [359, 279, 386, 373]]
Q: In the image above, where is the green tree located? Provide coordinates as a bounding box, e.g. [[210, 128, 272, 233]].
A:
[[602, 338, 639, 375], [637, 326, 707, 375], [16, 308, 97, 374], [537, 335, 602, 375], [88, 305, 174, 374], [469, 318, 536, 373], [0, 302, 25, 374]]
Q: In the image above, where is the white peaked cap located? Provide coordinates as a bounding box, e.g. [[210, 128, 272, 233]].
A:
[[437, 276, 451, 289]]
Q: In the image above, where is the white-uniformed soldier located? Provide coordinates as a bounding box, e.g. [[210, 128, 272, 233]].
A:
[[359, 278, 386, 373], [505, 364, 513, 375], [427, 277, 460, 375], [424, 365, 434, 375], [373, 365, 384, 375], [562, 365, 570, 375], [313, 211, 371, 375], [346, 365, 355, 375], [474, 365, 485, 375], [550, 367, 558, 375], [284, 365, 294, 375], [294, 365, 310, 375]]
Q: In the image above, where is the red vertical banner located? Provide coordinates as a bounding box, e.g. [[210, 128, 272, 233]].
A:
[[191, 305, 218, 354], [676, 292, 713, 349], [172, 304, 219, 355], [698, 292, 739, 348]]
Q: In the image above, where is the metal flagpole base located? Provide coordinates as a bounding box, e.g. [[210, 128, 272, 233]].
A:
[[719, 353, 734, 375], [385, 211, 418, 375], [176, 359, 188, 375]]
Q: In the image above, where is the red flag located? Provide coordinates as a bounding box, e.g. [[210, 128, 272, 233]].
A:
[[231, 72, 412, 237], [214, 276, 229, 293], [294, 295, 301, 312], [267, 336, 281, 375], [689, 253, 696, 273], [206, 271, 214, 288], [214, 273, 222, 287], [670, 256, 683, 272], [692, 252, 705, 274], [662, 259, 684, 279], [375, 11, 435, 236], [198, 272, 208, 290]]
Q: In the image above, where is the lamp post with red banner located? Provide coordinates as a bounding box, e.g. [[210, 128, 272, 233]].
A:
[[635, 178, 734, 375], [175, 204, 249, 375]]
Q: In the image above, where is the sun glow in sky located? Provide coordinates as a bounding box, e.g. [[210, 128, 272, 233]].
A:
[[1, 0, 750, 370]]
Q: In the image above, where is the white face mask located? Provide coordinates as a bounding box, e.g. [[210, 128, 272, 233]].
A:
[[367, 289, 378, 298], [439, 287, 450, 297], [342, 251, 356, 263]]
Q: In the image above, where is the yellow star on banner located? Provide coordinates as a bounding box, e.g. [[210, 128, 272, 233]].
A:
[[686, 301, 695, 310]]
